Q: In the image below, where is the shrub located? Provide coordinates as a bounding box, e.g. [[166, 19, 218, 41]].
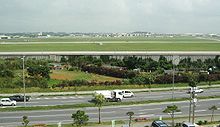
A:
[[81, 65, 138, 78]]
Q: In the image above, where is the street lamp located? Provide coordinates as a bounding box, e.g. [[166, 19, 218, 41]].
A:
[[22, 55, 26, 107], [172, 56, 180, 101]]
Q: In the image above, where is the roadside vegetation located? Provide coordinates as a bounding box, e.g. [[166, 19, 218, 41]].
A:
[[0, 55, 220, 93]]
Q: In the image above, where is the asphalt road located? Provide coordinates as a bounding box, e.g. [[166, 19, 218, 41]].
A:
[[1, 99, 220, 127], [12, 88, 220, 107]]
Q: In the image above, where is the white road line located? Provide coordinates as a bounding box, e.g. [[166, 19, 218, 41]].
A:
[[88, 111, 116, 115], [138, 114, 155, 117], [168, 112, 182, 115], [143, 96, 163, 99], [195, 110, 206, 112], [138, 108, 162, 112], [121, 108, 132, 110]]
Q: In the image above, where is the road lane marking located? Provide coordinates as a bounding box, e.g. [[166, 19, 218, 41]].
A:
[[143, 96, 163, 99], [138, 114, 155, 117], [195, 110, 206, 112], [138, 108, 162, 112], [121, 108, 132, 110]]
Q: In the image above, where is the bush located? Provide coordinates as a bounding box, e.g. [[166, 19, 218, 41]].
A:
[[55, 79, 123, 87], [81, 65, 139, 78], [26, 78, 48, 88]]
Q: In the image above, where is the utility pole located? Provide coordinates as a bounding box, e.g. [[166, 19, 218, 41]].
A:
[[22, 56, 26, 107], [188, 92, 192, 123], [192, 89, 197, 123], [188, 87, 197, 123]]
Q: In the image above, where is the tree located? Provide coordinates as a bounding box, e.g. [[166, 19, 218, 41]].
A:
[[27, 65, 50, 79], [126, 111, 134, 127], [93, 94, 106, 124], [71, 110, 89, 127], [22, 116, 29, 127], [163, 105, 181, 127], [188, 73, 199, 87], [209, 105, 218, 122], [0, 69, 14, 78], [146, 72, 156, 92]]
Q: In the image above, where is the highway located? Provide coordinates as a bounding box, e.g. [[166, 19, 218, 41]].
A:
[[12, 88, 220, 107], [0, 99, 220, 126]]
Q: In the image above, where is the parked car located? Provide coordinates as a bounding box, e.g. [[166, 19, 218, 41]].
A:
[[187, 87, 204, 94], [9, 95, 31, 102], [182, 122, 199, 127], [151, 120, 169, 127], [121, 90, 134, 98], [0, 98, 16, 106]]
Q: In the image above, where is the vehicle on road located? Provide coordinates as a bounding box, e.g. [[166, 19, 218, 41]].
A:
[[187, 87, 204, 94], [9, 95, 31, 102], [121, 90, 134, 98], [94, 90, 123, 102], [0, 98, 16, 106], [151, 120, 169, 127]]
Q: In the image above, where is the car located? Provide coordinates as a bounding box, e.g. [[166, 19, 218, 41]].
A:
[[9, 95, 31, 102], [121, 90, 134, 98], [182, 122, 199, 127], [151, 120, 169, 127], [0, 98, 16, 106], [187, 87, 204, 94]]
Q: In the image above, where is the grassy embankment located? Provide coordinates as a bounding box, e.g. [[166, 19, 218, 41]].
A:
[[1, 69, 220, 93]]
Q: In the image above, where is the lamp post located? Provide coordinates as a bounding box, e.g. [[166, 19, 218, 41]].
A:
[[22, 56, 26, 107], [172, 56, 180, 101]]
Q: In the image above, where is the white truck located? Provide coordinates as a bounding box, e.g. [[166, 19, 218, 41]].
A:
[[94, 90, 123, 102]]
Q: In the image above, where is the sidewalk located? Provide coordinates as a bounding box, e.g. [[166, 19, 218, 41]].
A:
[[0, 84, 220, 97]]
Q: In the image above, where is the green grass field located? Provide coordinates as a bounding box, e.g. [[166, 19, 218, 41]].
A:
[[50, 70, 121, 81], [0, 36, 220, 51], [1, 42, 220, 51]]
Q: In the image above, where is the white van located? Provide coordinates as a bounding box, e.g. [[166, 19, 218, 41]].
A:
[[121, 90, 134, 98], [0, 98, 16, 106]]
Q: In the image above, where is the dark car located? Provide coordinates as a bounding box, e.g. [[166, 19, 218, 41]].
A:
[[151, 120, 169, 127], [9, 95, 31, 102]]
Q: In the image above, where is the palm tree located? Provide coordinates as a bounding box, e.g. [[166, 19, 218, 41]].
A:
[[163, 105, 181, 127], [209, 105, 218, 122], [93, 94, 106, 124], [126, 111, 134, 127]]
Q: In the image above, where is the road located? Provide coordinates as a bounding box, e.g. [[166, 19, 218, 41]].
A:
[[1, 99, 220, 127], [13, 88, 220, 107]]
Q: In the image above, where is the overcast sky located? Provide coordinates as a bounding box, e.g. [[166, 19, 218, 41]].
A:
[[0, 0, 220, 33]]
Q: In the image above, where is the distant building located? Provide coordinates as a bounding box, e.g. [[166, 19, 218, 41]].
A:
[[0, 35, 10, 39]]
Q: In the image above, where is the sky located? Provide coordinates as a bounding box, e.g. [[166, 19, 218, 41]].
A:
[[0, 0, 220, 33]]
